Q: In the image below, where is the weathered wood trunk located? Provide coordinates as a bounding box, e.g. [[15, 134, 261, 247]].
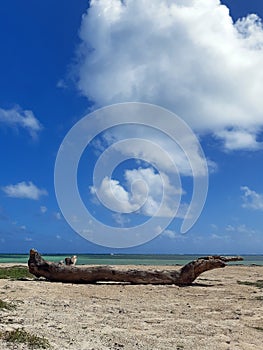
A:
[[28, 249, 243, 286]]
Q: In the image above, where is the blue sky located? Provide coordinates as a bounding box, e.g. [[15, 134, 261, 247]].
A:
[[0, 0, 263, 254]]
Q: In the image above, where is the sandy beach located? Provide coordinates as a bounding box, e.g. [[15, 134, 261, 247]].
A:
[[0, 264, 262, 350]]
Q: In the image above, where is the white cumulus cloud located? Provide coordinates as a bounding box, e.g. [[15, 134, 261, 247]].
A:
[[75, 0, 263, 151], [162, 229, 178, 239], [2, 181, 48, 200], [215, 129, 263, 151], [100, 125, 215, 177], [241, 186, 263, 211], [0, 106, 42, 138], [91, 167, 185, 217]]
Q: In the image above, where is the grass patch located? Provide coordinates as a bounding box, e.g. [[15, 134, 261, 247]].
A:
[[253, 327, 263, 332], [0, 299, 15, 310], [237, 280, 263, 289], [0, 266, 33, 280], [0, 329, 50, 349]]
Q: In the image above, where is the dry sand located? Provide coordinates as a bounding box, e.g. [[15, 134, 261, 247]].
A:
[[0, 264, 262, 350]]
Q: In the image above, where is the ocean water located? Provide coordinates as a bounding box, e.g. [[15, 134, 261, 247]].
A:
[[0, 254, 262, 266]]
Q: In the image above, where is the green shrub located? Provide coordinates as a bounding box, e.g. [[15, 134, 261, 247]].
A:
[[0, 328, 50, 349], [0, 299, 15, 310], [237, 280, 263, 289], [0, 266, 33, 280], [253, 327, 263, 332]]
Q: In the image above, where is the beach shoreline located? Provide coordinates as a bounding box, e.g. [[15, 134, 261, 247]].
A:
[[0, 265, 263, 349], [1, 253, 263, 267]]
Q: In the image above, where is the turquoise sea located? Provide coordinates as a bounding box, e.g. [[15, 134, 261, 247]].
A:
[[0, 254, 263, 266]]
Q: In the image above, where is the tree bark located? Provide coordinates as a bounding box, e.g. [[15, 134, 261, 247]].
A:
[[28, 249, 243, 286]]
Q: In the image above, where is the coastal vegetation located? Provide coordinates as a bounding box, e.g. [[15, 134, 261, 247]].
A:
[[237, 280, 263, 289], [0, 329, 50, 349], [0, 292, 49, 348], [253, 327, 263, 332], [0, 299, 15, 310], [0, 266, 33, 280]]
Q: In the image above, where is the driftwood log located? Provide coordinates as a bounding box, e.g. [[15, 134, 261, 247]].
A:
[[28, 249, 243, 286]]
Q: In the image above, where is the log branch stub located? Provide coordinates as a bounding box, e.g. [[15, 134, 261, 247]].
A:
[[28, 249, 243, 286]]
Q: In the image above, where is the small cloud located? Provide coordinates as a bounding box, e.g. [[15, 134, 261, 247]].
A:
[[56, 234, 61, 240], [161, 229, 185, 240], [56, 79, 67, 89], [112, 213, 130, 227], [241, 186, 263, 211], [225, 223, 256, 235], [0, 106, 43, 138], [71, 215, 79, 223], [25, 237, 33, 242], [210, 233, 221, 240], [215, 129, 263, 151], [54, 212, 62, 220], [226, 224, 235, 232], [162, 229, 178, 239], [2, 181, 48, 200], [40, 206, 47, 214], [91, 137, 107, 156]]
